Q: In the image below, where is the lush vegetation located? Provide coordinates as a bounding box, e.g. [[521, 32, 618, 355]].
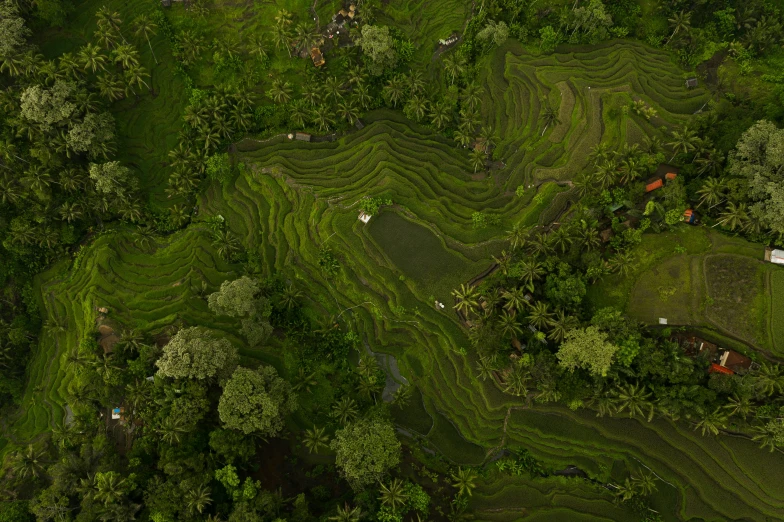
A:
[[2, 0, 784, 520]]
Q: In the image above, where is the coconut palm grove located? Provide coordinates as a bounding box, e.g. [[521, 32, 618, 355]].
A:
[[2, 0, 784, 519]]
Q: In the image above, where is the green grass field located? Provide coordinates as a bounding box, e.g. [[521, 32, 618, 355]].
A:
[[588, 225, 782, 357]]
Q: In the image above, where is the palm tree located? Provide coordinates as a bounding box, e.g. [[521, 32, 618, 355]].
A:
[[249, 36, 268, 63], [590, 393, 617, 418], [527, 301, 552, 330], [324, 76, 343, 102], [97, 72, 125, 101], [547, 309, 577, 343], [461, 83, 483, 112], [469, 148, 486, 173], [614, 382, 654, 421], [292, 367, 318, 393], [94, 472, 131, 506], [11, 444, 47, 481], [302, 82, 321, 106], [124, 65, 150, 96], [501, 287, 527, 312], [78, 43, 107, 73], [752, 420, 782, 452], [607, 250, 635, 277], [273, 17, 293, 56], [497, 310, 523, 340], [294, 23, 319, 52], [454, 128, 472, 148], [303, 425, 330, 453], [59, 201, 83, 223], [716, 202, 748, 231], [405, 95, 428, 122], [353, 83, 372, 110], [184, 484, 212, 516], [111, 44, 140, 70], [443, 54, 465, 84], [379, 478, 408, 510], [527, 231, 553, 258], [753, 362, 784, 397], [383, 76, 405, 107], [450, 467, 478, 497], [696, 149, 724, 177], [280, 283, 303, 310], [452, 283, 479, 317], [539, 102, 560, 136], [94, 24, 119, 50], [476, 355, 498, 381], [331, 397, 358, 425], [504, 364, 529, 396], [667, 126, 699, 162], [156, 416, 190, 445], [312, 105, 334, 132], [430, 101, 451, 130], [618, 158, 642, 185], [132, 14, 158, 64], [330, 503, 361, 522], [588, 141, 612, 164], [696, 177, 727, 208], [337, 99, 359, 124], [393, 384, 414, 408], [631, 470, 657, 496], [723, 393, 753, 420], [666, 10, 692, 45], [594, 159, 618, 190], [519, 259, 545, 292], [550, 226, 573, 254], [211, 229, 242, 260], [407, 71, 425, 95], [694, 407, 728, 436], [268, 79, 292, 104]]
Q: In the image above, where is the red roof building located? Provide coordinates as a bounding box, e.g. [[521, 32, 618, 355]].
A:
[[665, 172, 678, 180], [709, 363, 734, 375], [645, 179, 663, 192]]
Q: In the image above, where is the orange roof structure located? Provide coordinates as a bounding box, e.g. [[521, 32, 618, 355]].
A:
[[665, 172, 678, 180], [645, 179, 663, 192], [709, 363, 733, 375], [310, 47, 325, 67]]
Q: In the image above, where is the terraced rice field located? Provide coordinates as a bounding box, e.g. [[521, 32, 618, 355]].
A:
[[480, 39, 709, 188], [17, 41, 784, 519], [4, 227, 238, 446]]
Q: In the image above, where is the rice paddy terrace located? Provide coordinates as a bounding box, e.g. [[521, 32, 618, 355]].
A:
[[17, 42, 784, 520]]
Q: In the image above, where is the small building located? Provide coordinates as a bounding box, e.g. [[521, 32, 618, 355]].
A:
[[659, 318, 668, 325], [764, 248, 784, 265], [358, 211, 372, 224], [599, 228, 614, 243], [645, 179, 663, 192], [111, 407, 125, 420], [310, 47, 325, 67], [355, 119, 364, 130], [665, 172, 678, 181], [720, 350, 752, 374], [685, 78, 698, 89], [295, 132, 312, 142], [709, 363, 733, 375], [683, 209, 696, 224]]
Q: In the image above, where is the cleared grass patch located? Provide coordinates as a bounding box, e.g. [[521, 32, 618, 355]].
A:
[[771, 270, 784, 354], [367, 211, 482, 303], [704, 254, 770, 350]]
